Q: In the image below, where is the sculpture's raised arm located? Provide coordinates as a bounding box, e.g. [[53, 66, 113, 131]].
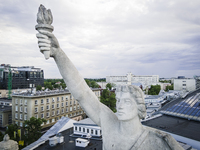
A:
[[36, 30, 103, 126]]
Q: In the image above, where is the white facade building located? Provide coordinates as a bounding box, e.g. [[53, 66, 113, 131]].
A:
[[106, 72, 159, 88], [174, 79, 196, 91]]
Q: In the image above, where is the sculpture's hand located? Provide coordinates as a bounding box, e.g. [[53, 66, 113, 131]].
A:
[[36, 30, 60, 58]]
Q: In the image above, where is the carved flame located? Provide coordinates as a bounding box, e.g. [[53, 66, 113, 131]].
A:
[[37, 4, 53, 25]]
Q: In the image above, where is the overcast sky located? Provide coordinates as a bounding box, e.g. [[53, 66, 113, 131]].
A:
[[0, 0, 200, 78]]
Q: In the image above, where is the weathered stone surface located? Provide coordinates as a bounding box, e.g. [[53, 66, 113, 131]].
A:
[[36, 5, 184, 150], [0, 134, 18, 150]]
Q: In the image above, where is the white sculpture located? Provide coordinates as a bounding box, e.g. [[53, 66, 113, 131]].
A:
[[36, 5, 184, 150], [0, 134, 19, 150]]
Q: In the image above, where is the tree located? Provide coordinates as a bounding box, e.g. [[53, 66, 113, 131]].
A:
[[0, 131, 3, 141], [36, 85, 42, 91], [23, 117, 46, 145], [44, 82, 53, 90], [100, 89, 116, 112], [148, 85, 161, 95], [165, 84, 174, 91], [61, 83, 66, 89], [85, 79, 99, 88], [106, 83, 116, 90], [5, 124, 20, 141]]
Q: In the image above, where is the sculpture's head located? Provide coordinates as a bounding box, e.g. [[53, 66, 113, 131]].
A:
[[115, 85, 146, 121]]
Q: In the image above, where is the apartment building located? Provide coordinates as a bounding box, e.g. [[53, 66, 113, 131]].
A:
[[12, 88, 101, 128], [106, 72, 159, 88], [174, 78, 196, 91], [0, 98, 12, 128]]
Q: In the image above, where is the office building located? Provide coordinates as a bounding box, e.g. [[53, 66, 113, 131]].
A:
[[106, 72, 159, 88], [174, 78, 196, 91], [0, 64, 44, 89], [12, 88, 101, 129]]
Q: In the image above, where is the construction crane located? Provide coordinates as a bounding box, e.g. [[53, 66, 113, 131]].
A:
[[8, 67, 12, 99]]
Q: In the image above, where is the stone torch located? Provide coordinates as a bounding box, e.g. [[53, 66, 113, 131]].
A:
[[35, 4, 54, 59]]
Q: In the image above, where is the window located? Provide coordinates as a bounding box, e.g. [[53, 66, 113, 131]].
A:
[[61, 108, 64, 113], [52, 111, 55, 116], [70, 107, 72, 112], [41, 106, 44, 112], [20, 99, 23, 105], [57, 110, 60, 115], [20, 122, 23, 127], [57, 103, 59, 108], [83, 128, 85, 132], [62, 97, 64, 101], [46, 105, 49, 110], [57, 97, 59, 102], [74, 100, 76, 104], [66, 108, 68, 112], [74, 113, 76, 116], [52, 104, 55, 109], [15, 121, 18, 125], [96, 130, 98, 135], [24, 107, 27, 113], [183, 84, 186, 86], [66, 96, 68, 100], [35, 107, 38, 113], [87, 129, 89, 133], [35, 114, 38, 119], [46, 120, 49, 124], [41, 99, 44, 104], [20, 114, 23, 120], [91, 129, 93, 134], [35, 100, 38, 105], [79, 127, 81, 131], [46, 112, 49, 117], [70, 95, 72, 99], [52, 98, 55, 103], [75, 126, 77, 131], [66, 102, 68, 106], [20, 107, 23, 112], [15, 113, 18, 119], [74, 106, 76, 111], [15, 106, 18, 111], [46, 99, 49, 103], [52, 118, 55, 122], [24, 115, 27, 120], [24, 100, 27, 105], [15, 99, 18, 104], [77, 106, 80, 110], [66, 114, 68, 117], [70, 101, 72, 105], [61, 103, 64, 107], [41, 113, 44, 118]]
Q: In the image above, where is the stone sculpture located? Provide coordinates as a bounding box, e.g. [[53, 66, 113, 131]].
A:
[[36, 5, 184, 150], [0, 134, 19, 150]]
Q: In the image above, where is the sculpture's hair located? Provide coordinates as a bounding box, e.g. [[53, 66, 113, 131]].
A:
[[116, 85, 146, 119]]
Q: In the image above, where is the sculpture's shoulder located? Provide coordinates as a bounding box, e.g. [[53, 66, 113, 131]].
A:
[[139, 127, 184, 150]]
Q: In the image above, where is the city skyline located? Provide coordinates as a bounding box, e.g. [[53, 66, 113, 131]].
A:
[[0, 0, 200, 78]]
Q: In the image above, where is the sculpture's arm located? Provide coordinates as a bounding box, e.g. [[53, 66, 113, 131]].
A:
[[36, 30, 103, 126]]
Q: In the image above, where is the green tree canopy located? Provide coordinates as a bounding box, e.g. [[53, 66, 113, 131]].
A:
[[100, 89, 116, 112], [36, 85, 42, 91], [148, 85, 161, 95], [85, 79, 99, 88], [165, 84, 174, 91], [23, 117, 46, 145], [5, 124, 20, 141]]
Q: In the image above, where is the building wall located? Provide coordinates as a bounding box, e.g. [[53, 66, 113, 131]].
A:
[[12, 89, 101, 128], [106, 73, 159, 88], [0, 111, 12, 127], [174, 79, 196, 91]]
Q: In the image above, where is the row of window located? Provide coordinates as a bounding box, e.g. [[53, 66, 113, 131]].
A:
[[15, 114, 27, 120], [15, 99, 27, 105], [35, 96, 74, 105], [34, 111, 83, 119], [35, 105, 80, 113], [15, 106, 27, 112], [74, 126, 101, 136]]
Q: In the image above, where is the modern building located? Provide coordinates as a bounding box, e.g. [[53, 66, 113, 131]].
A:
[[0, 98, 12, 128], [0, 64, 44, 89], [106, 72, 159, 89], [142, 88, 200, 150], [194, 75, 200, 89], [12, 88, 101, 129], [174, 78, 196, 91]]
